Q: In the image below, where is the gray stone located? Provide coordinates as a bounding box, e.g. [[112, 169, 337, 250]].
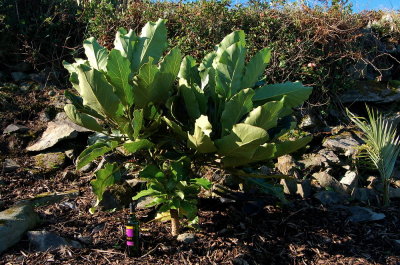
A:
[[136, 196, 155, 210], [177, 233, 196, 244], [313, 171, 347, 194], [11, 72, 28, 82], [32, 152, 66, 170], [351, 188, 377, 203], [300, 153, 328, 169], [27, 231, 82, 251], [341, 82, 400, 104], [79, 162, 95, 173], [77, 235, 92, 245], [322, 132, 361, 156], [318, 149, 341, 164], [3, 158, 20, 173], [347, 206, 385, 223], [297, 179, 312, 198], [98, 182, 135, 211], [389, 188, 400, 198], [280, 179, 298, 195], [3, 124, 29, 134], [275, 155, 298, 176], [0, 203, 40, 254], [340, 171, 358, 189], [299, 114, 317, 129], [26, 113, 89, 152], [315, 191, 348, 206]]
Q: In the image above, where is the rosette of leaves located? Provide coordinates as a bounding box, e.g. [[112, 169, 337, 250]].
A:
[[165, 30, 313, 168], [133, 156, 211, 236], [63, 19, 181, 204]]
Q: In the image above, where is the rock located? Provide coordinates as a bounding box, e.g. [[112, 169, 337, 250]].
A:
[[79, 162, 95, 173], [275, 155, 298, 176], [64, 149, 76, 160], [314, 191, 348, 206], [0, 203, 40, 254], [297, 179, 312, 198], [389, 188, 400, 198], [347, 206, 385, 223], [27, 231, 82, 251], [77, 235, 92, 245], [48, 90, 56, 97], [280, 179, 298, 195], [11, 72, 28, 82], [312, 171, 347, 194], [322, 132, 361, 156], [126, 179, 146, 189], [38, 111, 52, 122], [32, 152, 66, 170], [341, 81, 400, 104], [2, 158, 20, 173], [98, 182, 135, 211], [19, 82, 32, 92], [300, 153, 328, 169], [299, 114, 317, 129], [3, 124, 29, 134], [340, 171, 358, 189], [177, 233, 196, 244], [351, 188, 378, 203], [233, 257, 250, 265], [318, 149, 341, 164], [136, 196, 155, 210], [30, 190, 79, 206], [26, 113, 89, 152]]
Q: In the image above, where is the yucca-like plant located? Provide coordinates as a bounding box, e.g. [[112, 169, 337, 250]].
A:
[[347, 106, 400, 206]]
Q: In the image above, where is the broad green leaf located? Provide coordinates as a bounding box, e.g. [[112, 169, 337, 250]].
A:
[[214, 30, 246, 60], [175, 191, 185, 200], [170, 157, 190, 181], [153, 47, 182, 103], [132, 109, 143, 139], [163, 117, 187, 139], [64, 104, 103, 132], [180, 200, 197, 220], [123, 139, 154, 154], [179, 56, 201, 87], [215, 123, 268, 159], [132, 188, 159, 201], [244, 98, 285, 131], [221, 143, 276, 167], [83, 37, 108, 72], [139, 164, 162, 179], [191, 178, 212, 189], [131, 19, 168, 72], [221, 88, 254, 135], [241, 48, 271, 89], [91, 162, 121, 202], [64, 90, 104, 120], [274, 136, 312, 158], [215, 42, 246, 96], [187, 115, 217, 153], [133, 58, 159, 108], [106, 49, 133, 106], [253, 82, 312, 108], [76, 141, 118, 170], [180, 84, 201, 119], [76, 65, 123, 119], [113, 28, 138, 65]]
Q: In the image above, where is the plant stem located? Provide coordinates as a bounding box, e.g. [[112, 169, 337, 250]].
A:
[[383, 179, 390, 207], [170, 209, 180, 236]]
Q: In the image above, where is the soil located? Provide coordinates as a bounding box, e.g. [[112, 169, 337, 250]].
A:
[[1, 82, 400, 265]]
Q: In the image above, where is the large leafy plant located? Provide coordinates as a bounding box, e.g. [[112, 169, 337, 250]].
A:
[[133, 156, 211, 236], [347, 106, 400, 206], [166, 30, 313, 168], [63, 19, 181, 203]]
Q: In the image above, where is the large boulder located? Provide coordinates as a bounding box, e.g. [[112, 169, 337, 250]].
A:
[[27, 231, 82, 251], [26, 112, 89, 152], [0, 203, 40, 254]]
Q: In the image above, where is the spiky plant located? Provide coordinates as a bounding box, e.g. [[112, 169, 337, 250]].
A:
[[347, 106, 400, 206]]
